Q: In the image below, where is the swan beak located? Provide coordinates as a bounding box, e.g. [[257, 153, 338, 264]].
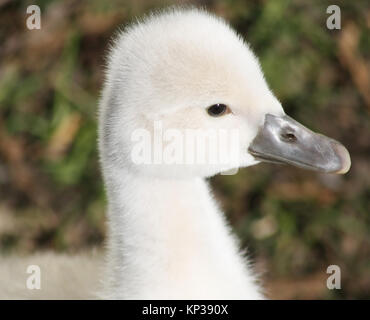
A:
[[248, 114, 351, 174]]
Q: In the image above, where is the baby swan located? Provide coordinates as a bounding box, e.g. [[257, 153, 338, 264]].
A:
[[0, 7, 350, 300], [98, 8, 350, 299]]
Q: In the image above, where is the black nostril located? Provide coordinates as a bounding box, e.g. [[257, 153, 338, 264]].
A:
[[280, 132, 297, 142]]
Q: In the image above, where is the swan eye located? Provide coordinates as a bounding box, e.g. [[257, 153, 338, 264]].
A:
[[207, 104, 230, 117]]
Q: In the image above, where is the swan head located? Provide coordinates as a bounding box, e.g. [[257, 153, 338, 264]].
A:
[[99, 8, 351, 179]]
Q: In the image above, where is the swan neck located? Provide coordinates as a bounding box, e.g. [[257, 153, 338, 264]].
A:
[[102, 168, 262, 299]]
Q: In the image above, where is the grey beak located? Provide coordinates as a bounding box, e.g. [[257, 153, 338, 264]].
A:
[[248, 114, 351, 174]]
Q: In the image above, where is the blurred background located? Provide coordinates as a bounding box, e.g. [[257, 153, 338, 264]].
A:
[[0, 0, 369, 299]]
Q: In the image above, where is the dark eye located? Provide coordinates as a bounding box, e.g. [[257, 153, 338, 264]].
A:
[[207, 104, 230, 117]]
